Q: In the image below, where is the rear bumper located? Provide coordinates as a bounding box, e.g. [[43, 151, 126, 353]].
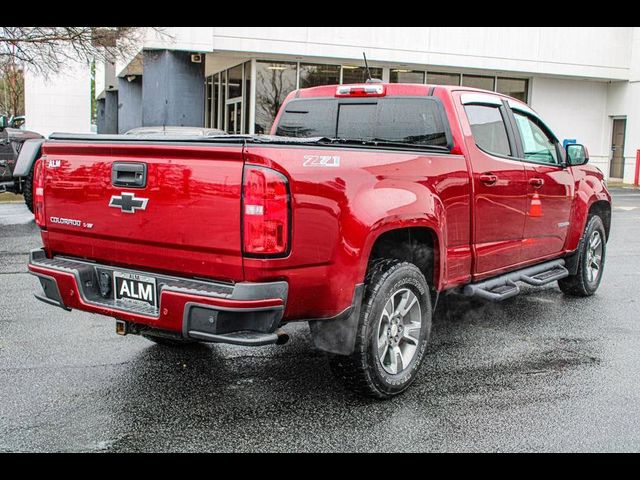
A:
[[28, 249, 288, 341]]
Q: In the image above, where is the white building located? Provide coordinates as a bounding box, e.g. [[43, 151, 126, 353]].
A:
[[25, 27, 640, 183]]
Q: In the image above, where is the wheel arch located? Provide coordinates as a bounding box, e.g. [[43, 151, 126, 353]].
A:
[[361, 222, 443, 291], [589, 200, 611, 240], [12, 138, 45, 178]]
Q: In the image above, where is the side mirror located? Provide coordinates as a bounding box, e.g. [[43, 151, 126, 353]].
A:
[[0, 115, 8, 131], [566, 143, 589, 166]]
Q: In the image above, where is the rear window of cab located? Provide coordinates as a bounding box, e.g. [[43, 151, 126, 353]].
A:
[[274, 97, 449, 148]]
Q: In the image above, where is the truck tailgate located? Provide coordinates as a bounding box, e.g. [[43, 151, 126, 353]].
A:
[[41, 142, 245, 282]]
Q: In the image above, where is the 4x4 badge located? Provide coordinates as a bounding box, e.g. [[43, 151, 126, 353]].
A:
[[109, 192, 148, 213]]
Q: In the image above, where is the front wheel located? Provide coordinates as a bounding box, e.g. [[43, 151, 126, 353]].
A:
[[328, 259, 432, 399], [558, 215, 607, 297]]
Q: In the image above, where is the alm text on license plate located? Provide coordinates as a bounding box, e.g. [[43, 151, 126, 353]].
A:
[[113, 271, 157, 308]]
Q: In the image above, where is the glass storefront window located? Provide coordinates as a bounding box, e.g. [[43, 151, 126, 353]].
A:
[[390, 70, 425, 84], [208, 58, 531, 137], [204, 73, 221, 129], [299, 63, 340, 88], [228, 64, 243, 99], [341, 66, 383, 84], [255, 61, 298, 135], [204, 77, 213, 128], [462, 74, 495, 91], [221, 70, 226, 118], [244, 61, 251, 134], [497, 77, 528, 103], [212, 73, 220, 129], [427, 72, 461, 86]]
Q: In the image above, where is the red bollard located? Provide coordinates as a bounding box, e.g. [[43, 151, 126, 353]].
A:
[[635, 150, 640, 187]]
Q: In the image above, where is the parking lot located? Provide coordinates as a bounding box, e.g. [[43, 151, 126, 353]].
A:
[[1, 187, 639, 452]]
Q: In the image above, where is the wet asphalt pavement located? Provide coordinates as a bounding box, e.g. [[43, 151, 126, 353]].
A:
[[1, 188, 639, 452]]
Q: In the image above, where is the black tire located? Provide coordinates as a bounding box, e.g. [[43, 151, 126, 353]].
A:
[[328, 259, 432, 399], [558, 215, 607, 297], [142, 334, 197, 347], [23, 162, 34, 214]]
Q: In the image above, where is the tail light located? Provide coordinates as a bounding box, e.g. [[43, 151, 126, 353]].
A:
[[242, 165, 290, 256], [33, 158, 46, 228]]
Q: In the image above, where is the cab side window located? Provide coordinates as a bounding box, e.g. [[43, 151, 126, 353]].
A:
[[512, 111, 559, 165], [464, 104, 511, 157]]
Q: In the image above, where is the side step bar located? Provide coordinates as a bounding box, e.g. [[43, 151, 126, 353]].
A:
[[463, 259, 569, 302]]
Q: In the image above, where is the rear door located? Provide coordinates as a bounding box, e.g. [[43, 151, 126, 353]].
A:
[[506, 102, 574, 261], [455, 92, 528, 276]]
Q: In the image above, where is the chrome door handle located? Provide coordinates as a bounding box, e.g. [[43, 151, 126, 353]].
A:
[[529, 178, 544, 188], [479, 173, 498, 186]]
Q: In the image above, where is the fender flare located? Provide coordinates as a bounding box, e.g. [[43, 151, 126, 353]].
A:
[[565, 187, 611, 253], [12, 138, 45, 177], [310, 186, 446, 356], [360, 216, 444, 282]]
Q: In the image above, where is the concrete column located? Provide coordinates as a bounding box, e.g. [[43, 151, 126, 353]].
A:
[[117, 76, 143, 133], [96, 98, 106, 134], [102, 90, 119, 134], [142, 50, 205, 127]]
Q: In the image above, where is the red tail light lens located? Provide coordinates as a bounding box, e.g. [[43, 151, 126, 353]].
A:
[[242, 165, 290, 256], [33, 158, 46, 228]]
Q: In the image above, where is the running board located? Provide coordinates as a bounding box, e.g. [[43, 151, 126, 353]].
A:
[[463, 259, 569, 302]]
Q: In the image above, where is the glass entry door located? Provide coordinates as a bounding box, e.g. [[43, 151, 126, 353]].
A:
[[225, 97, 243, 134]]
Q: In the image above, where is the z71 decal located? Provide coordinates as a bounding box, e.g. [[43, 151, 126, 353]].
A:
[[303, 155, 340, 168]]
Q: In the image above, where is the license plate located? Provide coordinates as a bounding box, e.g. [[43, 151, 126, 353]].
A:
[[113, 271, 157, 308]]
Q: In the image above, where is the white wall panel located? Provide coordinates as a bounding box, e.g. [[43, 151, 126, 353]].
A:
[[530, 77, 610, 176], [203, 27, 634, 80], [24, 62, 92, 138]]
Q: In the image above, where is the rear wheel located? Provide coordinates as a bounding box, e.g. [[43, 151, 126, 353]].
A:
[[142, 334, 197, 347], [558, 215, 606, 296], [23, 162, 34, 213], [328, 259, 432, 399]]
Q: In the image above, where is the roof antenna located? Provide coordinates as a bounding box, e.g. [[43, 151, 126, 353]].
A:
[[363, 52, 382, 84]]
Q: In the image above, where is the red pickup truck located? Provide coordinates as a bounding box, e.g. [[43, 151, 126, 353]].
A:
[[24, 82, 611, 398]]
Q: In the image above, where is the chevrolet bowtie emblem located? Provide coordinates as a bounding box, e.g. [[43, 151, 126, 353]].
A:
[[109, 192, 149, 213]]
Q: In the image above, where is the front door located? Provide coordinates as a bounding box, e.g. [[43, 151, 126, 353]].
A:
[[510, 108, 574, 261], [455, 93, 528, 277], [609, 118, 626, 179]]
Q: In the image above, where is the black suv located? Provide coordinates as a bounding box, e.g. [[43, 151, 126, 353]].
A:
[[0, 115, 43, 212]]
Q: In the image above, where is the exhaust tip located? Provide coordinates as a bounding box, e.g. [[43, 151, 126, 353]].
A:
[[275, 329, 289, 345]]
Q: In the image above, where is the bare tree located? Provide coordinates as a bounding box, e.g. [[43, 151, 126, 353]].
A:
[[256, 66, 296, 134], [0, 59, 24, 117], [0, 27, 167, 75]]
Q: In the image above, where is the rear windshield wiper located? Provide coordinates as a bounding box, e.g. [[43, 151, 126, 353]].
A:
[[316, 137, 450, 152]]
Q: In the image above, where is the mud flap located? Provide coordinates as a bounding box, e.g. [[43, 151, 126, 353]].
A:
[[308, 284, 363, 356], [564, 236, 585, 276]]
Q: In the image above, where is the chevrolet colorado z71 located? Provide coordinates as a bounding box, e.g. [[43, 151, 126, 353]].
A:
[[22, 83, 611, 398]]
